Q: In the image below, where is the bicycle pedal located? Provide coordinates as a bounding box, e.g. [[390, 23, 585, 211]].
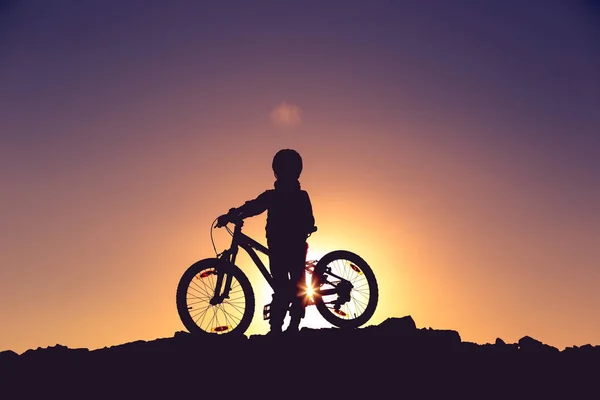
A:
[[263, 303, 271, 320]]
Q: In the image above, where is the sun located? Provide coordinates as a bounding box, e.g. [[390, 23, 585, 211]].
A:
[[305, 276, 315, 298], [294, 263, 333, 331], [277, 241, 338, 331]]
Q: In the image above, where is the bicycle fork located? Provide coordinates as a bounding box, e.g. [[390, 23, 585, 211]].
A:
[[209, 252, 236, 305]]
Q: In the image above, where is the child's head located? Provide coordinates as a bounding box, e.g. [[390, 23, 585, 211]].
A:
[[272, 149, 303, 180]]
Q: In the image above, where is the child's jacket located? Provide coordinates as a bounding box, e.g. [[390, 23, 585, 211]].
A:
[[233, 180, 315, 244]]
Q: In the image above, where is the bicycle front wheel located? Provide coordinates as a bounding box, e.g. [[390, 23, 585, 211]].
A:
[[176, 258, 255, 335], [312, 250, 378, 329]]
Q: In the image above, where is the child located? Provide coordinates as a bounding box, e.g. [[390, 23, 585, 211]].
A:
[[216, 149, 316, 334]]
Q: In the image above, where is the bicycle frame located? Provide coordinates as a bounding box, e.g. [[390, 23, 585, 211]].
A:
[[211, 219, 350, 309], [208, 220, 273, 306], [227, 221, 274, 287]]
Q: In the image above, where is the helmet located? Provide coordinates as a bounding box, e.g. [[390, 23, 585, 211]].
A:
[[272, 149, 303, 180]]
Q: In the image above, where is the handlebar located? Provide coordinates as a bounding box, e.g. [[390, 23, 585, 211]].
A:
[[214, 214, 318, 236], [214, 214, 241, 229]]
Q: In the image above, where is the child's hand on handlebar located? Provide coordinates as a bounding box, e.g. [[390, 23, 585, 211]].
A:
[[215, 208, 238, 228], [215, 214, 229, 228]]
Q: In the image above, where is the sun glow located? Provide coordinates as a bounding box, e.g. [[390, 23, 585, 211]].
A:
[[294, 253, 333, 330], [303, 242, 324, 307], [305, 275, 315, 299], [302, 270, 317, 308]]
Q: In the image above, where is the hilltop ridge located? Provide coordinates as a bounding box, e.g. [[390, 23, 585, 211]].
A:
[[1, 316, 598, 398]]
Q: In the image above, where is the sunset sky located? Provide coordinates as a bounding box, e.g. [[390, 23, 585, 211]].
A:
[[1, 1, 599, 354]]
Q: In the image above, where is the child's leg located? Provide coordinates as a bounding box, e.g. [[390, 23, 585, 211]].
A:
[[268, 248, 290, 332], [287, 245, 309, 331]]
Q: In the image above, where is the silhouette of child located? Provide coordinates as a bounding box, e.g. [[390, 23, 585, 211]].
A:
[[216, 149, 315, 334]]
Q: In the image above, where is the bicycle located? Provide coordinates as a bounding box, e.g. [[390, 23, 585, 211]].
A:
[[176, 214, 379, 335]]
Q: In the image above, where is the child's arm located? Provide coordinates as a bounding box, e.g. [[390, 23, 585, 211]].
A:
[[216, 191, 271, 227], [232, 191, 270, 219]]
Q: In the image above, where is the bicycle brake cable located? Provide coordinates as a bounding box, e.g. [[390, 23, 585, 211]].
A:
[[210, 217, 219, 256], [209, 217, 235, 257]]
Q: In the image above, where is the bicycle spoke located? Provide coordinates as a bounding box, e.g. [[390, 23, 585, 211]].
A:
[[218, 304, 241, 327], [208, 308, 219, 331], [193, 304, 212, 327], [188, 282, 211, 298]]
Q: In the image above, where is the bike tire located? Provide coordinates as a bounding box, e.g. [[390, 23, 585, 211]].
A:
[[176, 258, 255, 335], [312, 250, 378, 329]]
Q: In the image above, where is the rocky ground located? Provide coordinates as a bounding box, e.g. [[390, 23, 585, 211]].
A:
[[1, 316, 598, 399]]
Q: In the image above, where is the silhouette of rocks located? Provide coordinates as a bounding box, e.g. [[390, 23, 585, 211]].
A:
[[518, 335, 559, 354], [1, 316, 597, 398], [374, 314, 417, 333], [0, 349, 19, 364]]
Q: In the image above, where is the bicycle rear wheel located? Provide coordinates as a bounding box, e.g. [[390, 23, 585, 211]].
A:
[[312, 250, 378, 329], [176, 258, 255, 335]]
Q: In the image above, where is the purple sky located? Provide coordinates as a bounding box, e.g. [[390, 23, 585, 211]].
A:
[[1, 1, 599, 353]]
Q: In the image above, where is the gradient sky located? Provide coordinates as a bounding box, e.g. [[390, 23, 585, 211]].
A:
[[1, 0, 599, 354]]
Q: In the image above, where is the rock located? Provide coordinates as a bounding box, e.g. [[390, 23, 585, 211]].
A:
[[461, 341, 480, 351], [518, 336, 559, 354], [173, 330, 190, 339], [378, 315, 417, 332], [418, 327, 462, 349], [0, 349, 20, 367]]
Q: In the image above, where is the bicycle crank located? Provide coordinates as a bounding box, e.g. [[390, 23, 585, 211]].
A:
[[333, 279, 353, 308]]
